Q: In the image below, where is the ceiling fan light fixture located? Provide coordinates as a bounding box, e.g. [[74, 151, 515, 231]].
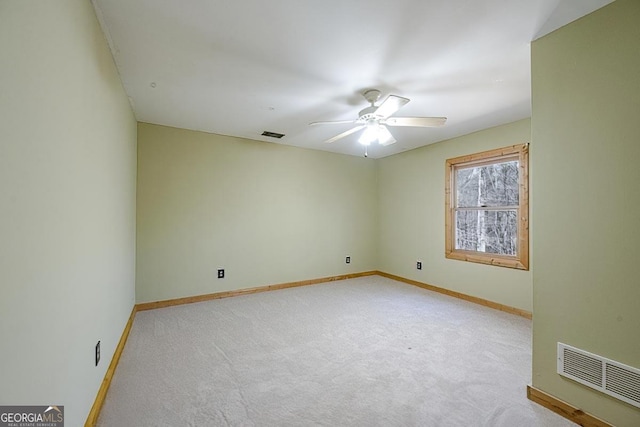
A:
[[377, 125, 396, 146], [358, 128, 375, 145], [358, 122, 378, 145]]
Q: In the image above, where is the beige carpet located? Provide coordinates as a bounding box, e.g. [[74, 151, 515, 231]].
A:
[[97, 275, 574, 426]]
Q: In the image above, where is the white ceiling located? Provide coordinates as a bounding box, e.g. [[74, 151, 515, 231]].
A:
[[92, 0, 613, 159]]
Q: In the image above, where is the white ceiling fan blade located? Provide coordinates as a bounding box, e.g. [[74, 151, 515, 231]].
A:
[[324, 125, 365, 143], [384, 117, 447, 127], [309, 119, 356, 126], [378, 125, 396, 146], [374, 95, 410, 118]]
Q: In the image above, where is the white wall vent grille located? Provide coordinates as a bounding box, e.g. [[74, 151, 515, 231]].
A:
[[558, 342, 640, 409]]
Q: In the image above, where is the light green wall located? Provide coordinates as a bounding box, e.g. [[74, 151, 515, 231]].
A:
[[0, 1, 137, 426], [136, 123, 378, 303], [137, 121, 534, 310], [531, 1, 640, 425], [378, 119, 532, 311]]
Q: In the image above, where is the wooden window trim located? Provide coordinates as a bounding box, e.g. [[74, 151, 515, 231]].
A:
[[445, 144, 529, 270]]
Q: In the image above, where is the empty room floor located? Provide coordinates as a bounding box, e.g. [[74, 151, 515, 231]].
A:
[[97, 275, 573, 426]]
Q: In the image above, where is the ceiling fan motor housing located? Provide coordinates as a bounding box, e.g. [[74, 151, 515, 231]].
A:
[[358, 106, 380, 122]]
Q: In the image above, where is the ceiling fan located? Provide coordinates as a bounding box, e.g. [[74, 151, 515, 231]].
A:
[[310, 89, 446, 149]]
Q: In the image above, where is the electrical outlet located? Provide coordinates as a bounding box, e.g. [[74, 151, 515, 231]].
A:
[[217, 269, 225, 279], [346, 256, 351, 264], [95, 341, 100, 366], [417, 261, 422, 270]]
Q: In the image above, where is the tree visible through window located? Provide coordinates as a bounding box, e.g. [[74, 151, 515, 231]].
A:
[[445, 144, 529, 270]]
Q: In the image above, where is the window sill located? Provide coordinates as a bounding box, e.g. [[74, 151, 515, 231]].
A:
[[445, 250, 528, 270]]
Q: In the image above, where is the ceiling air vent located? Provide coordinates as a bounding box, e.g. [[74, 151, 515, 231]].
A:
[[558, 342, 640, 409], [261, 131, 285, 139]]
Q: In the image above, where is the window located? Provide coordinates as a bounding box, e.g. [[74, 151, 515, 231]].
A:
[[445, 144, 529, 270]]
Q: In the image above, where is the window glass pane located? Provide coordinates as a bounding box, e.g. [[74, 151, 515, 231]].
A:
[[455, 210, 518, 255], [456, 160, 519, 208]]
